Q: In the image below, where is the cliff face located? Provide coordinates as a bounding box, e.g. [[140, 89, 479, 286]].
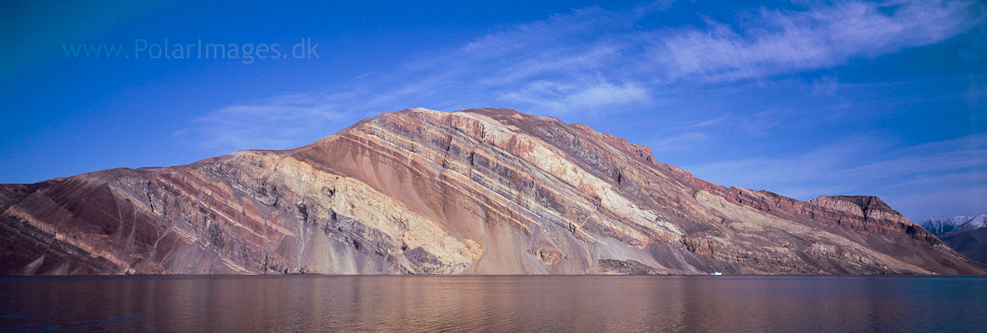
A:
[[1, 108, 983, 275]]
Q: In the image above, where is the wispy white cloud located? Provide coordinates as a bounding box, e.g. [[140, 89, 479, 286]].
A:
[[501, 79, 650, 114], [403, 6, 650, 116], [649, 108, 790, 152], [811, 75, 840, 97], [178, 0, 982, 146], [740, 109, 790, 136], [650, 131, 714, 153], [654, 0, 980, 82], [172, 93, 351, 151]]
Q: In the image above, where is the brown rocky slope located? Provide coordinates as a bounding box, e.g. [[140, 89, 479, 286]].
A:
[[1, 108, 983, 275]]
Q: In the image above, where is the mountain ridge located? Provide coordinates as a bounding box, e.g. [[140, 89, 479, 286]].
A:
[[919, 215, 977, 236], [920, 213, 987, 264], [1, 108, 983, 275]]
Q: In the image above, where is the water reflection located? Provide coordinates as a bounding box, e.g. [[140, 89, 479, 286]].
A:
[[1, 275, 985, 332]]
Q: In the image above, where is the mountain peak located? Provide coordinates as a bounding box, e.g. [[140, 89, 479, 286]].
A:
[[924, 212, 987, 264], [920, 215, 979, 236]]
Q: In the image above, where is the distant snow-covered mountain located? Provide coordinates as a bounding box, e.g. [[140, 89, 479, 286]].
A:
[[919, 215, 980, 236], [920, 213, 987, 264]]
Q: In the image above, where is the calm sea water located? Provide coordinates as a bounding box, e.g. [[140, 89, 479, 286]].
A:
[[1, 275, 985, 332]]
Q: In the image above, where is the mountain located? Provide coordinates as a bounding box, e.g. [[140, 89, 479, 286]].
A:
[[920, 214, 987, 264], [1, 108, 983, 275], [919, 215, 979, 236]]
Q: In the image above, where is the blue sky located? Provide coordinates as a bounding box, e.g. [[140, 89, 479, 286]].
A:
[[1, 0, 985, 221]]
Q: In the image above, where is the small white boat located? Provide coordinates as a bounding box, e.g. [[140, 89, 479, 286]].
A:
[[710, 272, 722, 276]]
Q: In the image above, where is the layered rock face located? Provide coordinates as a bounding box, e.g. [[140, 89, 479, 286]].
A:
[[1, 108, 983, 275]]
